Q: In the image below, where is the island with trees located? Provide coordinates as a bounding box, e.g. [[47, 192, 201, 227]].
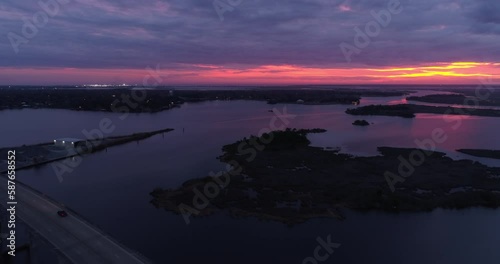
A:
[[150, 129, 500, 224]]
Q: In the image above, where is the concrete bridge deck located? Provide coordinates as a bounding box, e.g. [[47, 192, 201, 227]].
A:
[[0, 175, 151, 264]]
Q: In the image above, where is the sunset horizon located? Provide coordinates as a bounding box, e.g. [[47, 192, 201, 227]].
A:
[[2, 61, 499, 86], [3, 0, 499, 86]]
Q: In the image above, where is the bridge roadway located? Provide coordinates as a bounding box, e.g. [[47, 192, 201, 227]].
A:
[[0, 175, 151, 264]]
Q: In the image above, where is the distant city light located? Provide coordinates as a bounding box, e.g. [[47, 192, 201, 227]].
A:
[[83, 84, 130, 87]]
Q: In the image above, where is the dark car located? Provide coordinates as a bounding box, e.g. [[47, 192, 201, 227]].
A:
[[57, 210, 68, 217]]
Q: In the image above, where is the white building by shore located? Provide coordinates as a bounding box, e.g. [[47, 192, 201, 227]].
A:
[[54, 138, 83, 148]]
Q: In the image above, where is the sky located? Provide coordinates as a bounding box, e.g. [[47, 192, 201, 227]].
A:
[[1, 0, 499, 85]]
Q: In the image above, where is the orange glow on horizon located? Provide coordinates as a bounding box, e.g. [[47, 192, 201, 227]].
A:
[[1, 61, 499, 85]]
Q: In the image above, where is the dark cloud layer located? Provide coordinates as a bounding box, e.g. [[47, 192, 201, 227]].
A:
[[1, 0, 499, 70]]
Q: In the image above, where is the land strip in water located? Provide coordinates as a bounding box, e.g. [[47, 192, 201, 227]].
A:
[[0, 128, 173, 174], [457, 149, 500, 160], [0, 87, 408, 113], [346, 104, 500, 118]]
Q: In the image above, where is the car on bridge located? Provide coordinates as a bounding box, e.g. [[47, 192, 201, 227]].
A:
[[57, 210, 68, 217]]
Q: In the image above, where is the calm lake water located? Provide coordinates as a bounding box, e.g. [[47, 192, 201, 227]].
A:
[[1, 90, 500, 263]]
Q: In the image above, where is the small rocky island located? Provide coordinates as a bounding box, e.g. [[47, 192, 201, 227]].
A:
[[150, 129, 500, 224], [352, 120, 370, 126]]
